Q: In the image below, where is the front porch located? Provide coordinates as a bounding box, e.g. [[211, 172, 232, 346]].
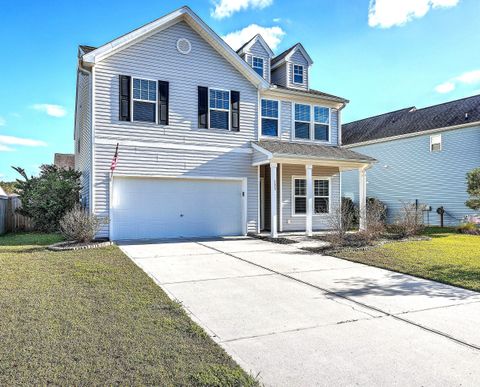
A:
[[253, 140, 376, 238]]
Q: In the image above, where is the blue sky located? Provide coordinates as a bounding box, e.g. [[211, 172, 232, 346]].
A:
[[1, 0, 479, 181]]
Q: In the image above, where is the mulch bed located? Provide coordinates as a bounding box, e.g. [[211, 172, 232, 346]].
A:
[[47, 239, 112, 251]]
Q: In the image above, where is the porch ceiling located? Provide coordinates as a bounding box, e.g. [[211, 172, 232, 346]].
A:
[[252, 140, 376, 170]]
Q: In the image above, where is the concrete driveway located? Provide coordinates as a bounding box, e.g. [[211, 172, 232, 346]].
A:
[[120, 237, 480, 386]]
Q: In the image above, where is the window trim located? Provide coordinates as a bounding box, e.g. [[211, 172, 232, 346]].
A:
[[252, 56, 264, 78], [260, 98, 281, 138], [131, 76, 158, 124], [208, 88, 231, 131], [291, 175, 331, 217], [430, 134, 442, 152], [293, 64, 304, 85], [292, 103, 331, 144]]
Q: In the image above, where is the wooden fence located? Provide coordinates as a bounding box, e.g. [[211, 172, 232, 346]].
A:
[[0, 196, 34, 234]]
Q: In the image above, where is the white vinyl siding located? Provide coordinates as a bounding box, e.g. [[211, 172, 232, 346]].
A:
[[75, 70, 91, 209], [91, 20, 259, 238]]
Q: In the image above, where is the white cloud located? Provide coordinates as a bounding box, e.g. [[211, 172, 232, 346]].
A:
[[435, 81, 455, 94], [456, 70, 480, 85], [0, 116, 5, 126], [434, 69, 480, 94], [222, 24, 285, 51], [0, 144, 15, 152], [272, 17, 281, 22], [368, 0, 459, 28], [211, 0, 273, 19], [0, 135, 47, 147], [32, 104, 67, 117]]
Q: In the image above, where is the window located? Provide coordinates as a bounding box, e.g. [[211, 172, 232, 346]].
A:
[[294, 104, 311, 139], [209, 89, 230, 130], [252, 57, 264, 77], [314, 179, 329, 213], [294, 104, 330, 142], [430, 134, 442, 152], [132, 78, 156, 122], [293, 64, 304, 84], [294, 179, 307, 214], [261, 99, 279, 136], [314, 106, 329, 141], [293, 178, 330, 215]]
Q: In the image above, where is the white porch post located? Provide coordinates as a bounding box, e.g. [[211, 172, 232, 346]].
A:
[[306, 164, 313, 236], [359, 167, 367, 231], [270, 163, 278, 238]]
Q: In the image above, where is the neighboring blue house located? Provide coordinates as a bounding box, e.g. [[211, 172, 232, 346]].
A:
[[341, 94, 480, 226]]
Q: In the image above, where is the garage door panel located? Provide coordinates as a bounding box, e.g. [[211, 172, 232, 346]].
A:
[[112, 177, 243, 240]]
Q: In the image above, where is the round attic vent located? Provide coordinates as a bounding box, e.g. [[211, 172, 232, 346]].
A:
[[176, 38, 191, 54]]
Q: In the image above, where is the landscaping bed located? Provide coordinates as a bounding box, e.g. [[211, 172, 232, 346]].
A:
[[0, 233, 257, 386]]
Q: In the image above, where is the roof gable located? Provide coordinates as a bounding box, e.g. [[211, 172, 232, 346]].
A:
[[271, 43, 313, 69], [81, 6, 269, 89], [343, 94, 480, 146], [236, 34, 274, 58]]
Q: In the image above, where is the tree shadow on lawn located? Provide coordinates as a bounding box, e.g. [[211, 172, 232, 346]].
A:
[[329, 271, 480, 301]]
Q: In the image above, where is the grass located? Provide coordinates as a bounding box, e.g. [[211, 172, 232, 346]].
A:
[[0, 233, 257, 386], [331, 227, 480, 292]]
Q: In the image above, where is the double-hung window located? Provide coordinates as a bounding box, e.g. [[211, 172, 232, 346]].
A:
[[133, 78, 156, 123], [252, 57, 264, 77], [314, 179, 329, 213], [314, 106, 330, 141], [293, 64, 304, 84], [294, 104, 311, 139], [209, 89, 230, 130], [293, 178, 330, 215], [261, 99, 279, 136]]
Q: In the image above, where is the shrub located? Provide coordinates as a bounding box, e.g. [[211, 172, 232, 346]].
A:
[[392, 201, 425, 237], [326, 200, 358, 247], [59, 205, 108, 242], [466, 168, 480, 210], [457, 222, 480, 235], [342, 197, 358, 226], [13, 165, 82, 232], [364, 198, 387, 240]]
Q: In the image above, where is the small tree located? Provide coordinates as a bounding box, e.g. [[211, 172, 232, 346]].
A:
[[13, 165, 82, 232], [466, 168, 480, 210], [364, 198, 387, 239]]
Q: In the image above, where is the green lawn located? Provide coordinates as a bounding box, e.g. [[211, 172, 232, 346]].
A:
[[0, 233, 257, 386], [333, 227, 480, 292]]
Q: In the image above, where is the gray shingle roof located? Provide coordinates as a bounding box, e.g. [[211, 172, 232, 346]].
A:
[[236, 34, 258, 54], [271, 84, 348, 103], [271, 44, 298, 66], [343, 94, 480, 145], [253, 140, 376, 163]]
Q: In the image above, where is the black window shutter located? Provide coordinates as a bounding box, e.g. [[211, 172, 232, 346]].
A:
[[158, 81, 169, 125], [198, 86, 208, 129], [119, 75, 131, 121], [231, 90, 240, 132]]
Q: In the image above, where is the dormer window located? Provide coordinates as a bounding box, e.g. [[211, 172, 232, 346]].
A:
[[252, 57, 264, 77], [293, 65, 304, 84]]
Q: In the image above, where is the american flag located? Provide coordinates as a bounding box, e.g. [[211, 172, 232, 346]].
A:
[[110, 143, 119, 172]]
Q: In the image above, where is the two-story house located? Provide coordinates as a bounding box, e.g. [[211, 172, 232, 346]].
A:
[[341, 94, 480, 226], [75, 6, 375, 240]]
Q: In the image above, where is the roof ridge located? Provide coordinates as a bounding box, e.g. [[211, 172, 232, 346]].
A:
[[411, 93, 480, 112], [345, 106, 415, 125], [236, 34, 258, 53]]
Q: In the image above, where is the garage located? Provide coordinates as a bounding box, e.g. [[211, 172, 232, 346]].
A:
[[111, 177, 245, 240]]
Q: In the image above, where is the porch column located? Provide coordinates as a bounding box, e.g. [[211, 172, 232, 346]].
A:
[[359, 167, 367, 231], [270, 163, 278, 238], [306, 164, 313, 236]]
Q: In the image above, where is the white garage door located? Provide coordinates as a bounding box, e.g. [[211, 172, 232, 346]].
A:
[[111, 177, 244, 240]]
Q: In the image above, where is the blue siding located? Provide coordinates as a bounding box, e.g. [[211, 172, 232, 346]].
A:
[[341, 125, 480, 226]]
